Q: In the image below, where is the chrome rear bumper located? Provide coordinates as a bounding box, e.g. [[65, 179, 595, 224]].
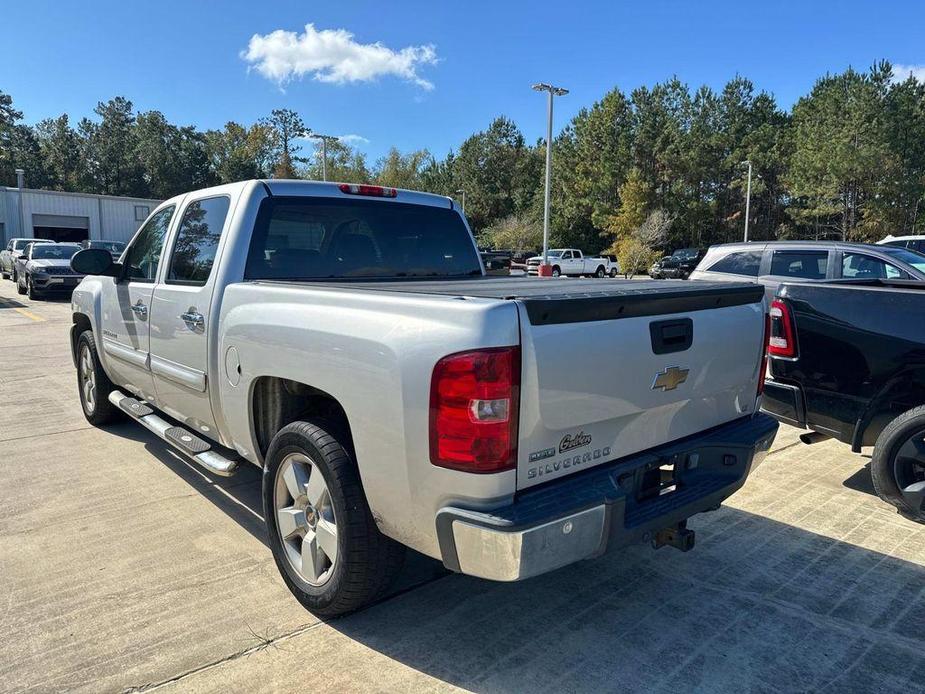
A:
[[436, 414, 777, 581]]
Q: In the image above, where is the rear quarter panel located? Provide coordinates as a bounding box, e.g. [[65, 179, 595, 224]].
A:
[[217, 283, 521, 558]]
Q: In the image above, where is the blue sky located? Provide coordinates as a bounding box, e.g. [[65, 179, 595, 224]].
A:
[[2, 1, 924, 162]]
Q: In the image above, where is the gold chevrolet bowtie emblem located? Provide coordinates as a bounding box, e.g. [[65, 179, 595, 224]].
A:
[[652, 366, 689, 392]]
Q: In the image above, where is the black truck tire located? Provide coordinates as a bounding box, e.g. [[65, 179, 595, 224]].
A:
[[871, 405, 925, 522], [263, 421, 405, 616], [76, 330, 120, 425]]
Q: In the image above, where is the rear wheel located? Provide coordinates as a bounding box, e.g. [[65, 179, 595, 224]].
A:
[[76, 330, 120, 425], [263, 421, 404, 616], [595, 266, 606, 278], [0, 267, 8, 280], [609, 268, 618, 277], [871, 406, 925, 522]]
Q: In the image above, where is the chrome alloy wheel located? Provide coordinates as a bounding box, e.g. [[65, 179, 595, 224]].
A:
[[274, 453, 338, 586], [79, 344, 96, 415]]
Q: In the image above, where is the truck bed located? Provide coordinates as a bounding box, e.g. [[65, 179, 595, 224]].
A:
[[256, 277, 764, 325]]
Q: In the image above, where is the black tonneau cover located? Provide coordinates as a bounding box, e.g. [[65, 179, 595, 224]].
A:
[[257, 277, 764, 325]]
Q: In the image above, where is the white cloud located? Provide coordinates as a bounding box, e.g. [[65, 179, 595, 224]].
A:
[[337, 134, 370, 145], [242, 24, 437, 90], [891, 63, 925, 83]]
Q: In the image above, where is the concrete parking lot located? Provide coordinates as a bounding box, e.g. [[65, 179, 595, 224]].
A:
[[1, 280, 924, 694]]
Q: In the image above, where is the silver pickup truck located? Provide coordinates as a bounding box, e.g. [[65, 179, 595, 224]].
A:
[[69, 180, 777, 616]]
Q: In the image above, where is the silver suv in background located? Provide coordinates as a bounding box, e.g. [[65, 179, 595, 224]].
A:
[[689, 241, 925, 300], [878, 235, 925, 254], [1, 238, 43, 281]]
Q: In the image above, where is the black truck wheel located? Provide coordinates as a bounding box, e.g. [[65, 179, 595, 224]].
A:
[[871, 405, 925, 522], [263, 421, 405, 616]]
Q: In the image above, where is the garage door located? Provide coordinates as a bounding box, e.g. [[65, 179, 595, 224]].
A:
[[32, 214, 90, 243]]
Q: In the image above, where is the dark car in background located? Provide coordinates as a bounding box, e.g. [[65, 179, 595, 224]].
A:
[[690, 241, 925, 300], [763, 278, 925, 521], [649, 248, 705, 279], [479, 249, 513, 276], [80, 239, 127, 259]]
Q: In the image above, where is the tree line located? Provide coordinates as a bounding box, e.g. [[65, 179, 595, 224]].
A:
[[2, 61, 924, 257]]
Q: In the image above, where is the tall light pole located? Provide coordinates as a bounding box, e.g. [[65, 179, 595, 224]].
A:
[[533, 83, 568, 272], [455, 189, 466, 215], [742, 160, 753, 242], [308, 133, 340, 181]]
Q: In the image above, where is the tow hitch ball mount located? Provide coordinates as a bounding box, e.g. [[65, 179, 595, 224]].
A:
[[653, 521, 696, 552]]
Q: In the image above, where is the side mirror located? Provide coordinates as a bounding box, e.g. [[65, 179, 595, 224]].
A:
[[14, 253, 25, 260], [71, 248, 120, 277]]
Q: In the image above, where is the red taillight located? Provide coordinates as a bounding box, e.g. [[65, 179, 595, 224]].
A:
[[768, 299, 797, 358], [338, 183, 397, 198], [429, 347, 520, 473], [758, 312, 770, 396]]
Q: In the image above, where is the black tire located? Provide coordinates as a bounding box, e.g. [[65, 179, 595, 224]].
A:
[[27, 276, 40, 300], [551, 266, 561, 278], [0, 268, 8, 280], [263, 421, 405, 616], [595, 266, 605, 278], [609, 268, 618, 278], [871, 405, 925, 522], [76, 330, 120, 425]]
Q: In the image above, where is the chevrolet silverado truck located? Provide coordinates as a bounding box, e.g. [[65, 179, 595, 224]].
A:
[[763, 278, 925, 521], [69, 180, 777, 616], [525, 248, 618, 277]]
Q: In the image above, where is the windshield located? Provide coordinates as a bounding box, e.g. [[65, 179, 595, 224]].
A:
[[246, 197, 481, 280], [545, 250, 564, 258], [87, 241, 126, 254], [672, 248, 698, 259], [13, 239, 40, 251], [32, 245, 79, 260], [881, 246, 925, 274]]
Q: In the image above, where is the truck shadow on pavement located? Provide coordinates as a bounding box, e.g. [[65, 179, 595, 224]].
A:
[[101, 421, 925, 693]]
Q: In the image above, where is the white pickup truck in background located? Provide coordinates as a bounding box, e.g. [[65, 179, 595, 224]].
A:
[[69, 180, 777, 616], [525, 248, 618, 277]]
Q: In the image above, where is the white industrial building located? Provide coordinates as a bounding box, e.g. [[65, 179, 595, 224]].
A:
[[0, 180, 161, 246]]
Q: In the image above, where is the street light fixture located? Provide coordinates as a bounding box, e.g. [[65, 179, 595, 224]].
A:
[[455, 189, 466, 216], [533, 82, 569, 274], [741, 160, 753, 242], [307, 133, 340, 182]]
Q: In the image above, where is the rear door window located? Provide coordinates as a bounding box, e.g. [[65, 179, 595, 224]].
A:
[[707, 250, 762, 276], [769, 250, 828, 279], [842, 253, 905, 279], [166, 196, 230, 286]]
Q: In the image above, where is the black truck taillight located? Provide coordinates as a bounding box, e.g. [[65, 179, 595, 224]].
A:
[[768, 299, 797, 358], [429, 347, 520, 473]]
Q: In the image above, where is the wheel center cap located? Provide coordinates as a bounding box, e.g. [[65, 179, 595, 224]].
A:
[[305, 507, 317, 527]]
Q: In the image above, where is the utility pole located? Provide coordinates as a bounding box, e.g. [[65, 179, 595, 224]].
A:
[[742, 160, 752, 242], [532, 83, 568, 274], [308, 133, 340, 181], [455, 189, 466, 215]]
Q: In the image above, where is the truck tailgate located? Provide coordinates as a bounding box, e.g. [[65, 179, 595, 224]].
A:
[[515, 282, 766, 489]]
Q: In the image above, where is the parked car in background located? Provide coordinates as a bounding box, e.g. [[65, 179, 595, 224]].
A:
[[762, 278, 925, 521], [80, 240, 127, 259], [69, 179, 776, 616], [525, 248, 617, 277], [649, 248, 705, 280], [15, 242, 83, 299], [479, 249, 513, 276], [878, 235, 925, 254], [689, 241, 925, 300], [1, 238, 43, 281]]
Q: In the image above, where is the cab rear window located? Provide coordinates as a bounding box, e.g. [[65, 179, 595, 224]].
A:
[[245, 197, 481, 280]]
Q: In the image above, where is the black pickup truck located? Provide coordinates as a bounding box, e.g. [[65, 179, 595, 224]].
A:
[[762, 278, 925, 521]]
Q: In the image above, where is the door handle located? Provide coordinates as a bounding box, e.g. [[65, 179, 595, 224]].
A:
[[131, 301, 148, 319], [180, 311, 205, 330]]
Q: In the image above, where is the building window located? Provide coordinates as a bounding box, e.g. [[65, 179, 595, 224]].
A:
[[135, 205, 151, 222]]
